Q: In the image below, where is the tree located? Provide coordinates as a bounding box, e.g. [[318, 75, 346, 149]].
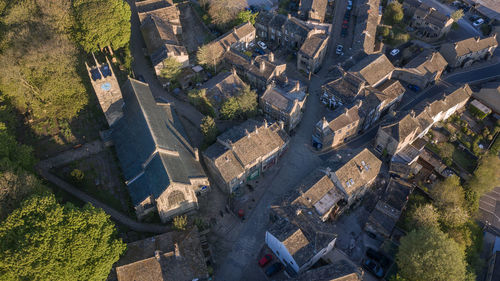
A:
[[411, 204, 440, 229], [207, 0, 245, 28], [70, 168, 85, 182], [235, 10, 258, 25], [383, 2, 404, 25], [72, 0, 131, 52], [438, 142, 455, 166], [378, 26, 390, 37], [188, 89, 215, 117], [396, 227, 467, 281], [0, 194, 126, 280], [467, 153, 500, 195], [173, 215, 188, 231], [159, 57, 182, 82], [220, 97, 240, 120], [200, 116, 218, 144], [451, 9, 464, 22], [430, 175, 469, 228], [0, 123, 35, 171], [197, 44, 222, 72]]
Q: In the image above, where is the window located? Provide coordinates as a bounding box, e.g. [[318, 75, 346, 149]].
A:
[[168, 190, 186, 206]]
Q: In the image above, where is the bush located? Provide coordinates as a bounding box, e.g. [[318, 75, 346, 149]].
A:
[[173, 215, 188, 231], [70, 169, 85, 182]]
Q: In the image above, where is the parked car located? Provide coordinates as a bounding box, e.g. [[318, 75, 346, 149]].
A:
[[407, 84, 420, 92], [254, 48, 265, 55], [248, 41, 255, 48], [473, 18, 484, 27], [344, 11, 350, 20], [336, 45, 344, 55], [363, 259, 384, 278], [469, 15, 480, 22], [257, 41, 267, 50], [258, 254, 273, 267], [341, 28, 347, 37], [347, 0, 353, 10], [390, 48, 400, 56], [265, 262, 284, 276]]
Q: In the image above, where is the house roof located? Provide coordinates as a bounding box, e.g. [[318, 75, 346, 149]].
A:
[[299, 0, 328, 20], [323, 102, 363, 133], [349, 54, 394, 86], [207, 22, 256, 58], [111, 79, 206, 205], [383, 178, 413, 211], [381, 113, 421, 142], [141, 15, 179, 54], [473, 82, 500, 114], [136, 0, 180, 24], [289, 260, 362, 281], [204, 120, 288, 180], [404, 50, 448, 76], [261, 80, 307, 113], [442, 35, 498, 58], [224, 49, 286, 82], [299, 32, 328, 58], [284, 16, 311, 38], [414, 3, 451, 28], [333, 148, 382, 196], [352, 0, 381, 54], [322, 67, 367, 104], [201, 71, 247, 106], [371, 79, 406, 107], [116, 228, 208, 281]]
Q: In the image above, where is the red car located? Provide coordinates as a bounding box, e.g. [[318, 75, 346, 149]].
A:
[[259, 254, 273, 267], [343, 20, 348, 24]]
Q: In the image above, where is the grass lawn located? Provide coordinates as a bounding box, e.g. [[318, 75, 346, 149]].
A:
[[451, 145, 477, 173]]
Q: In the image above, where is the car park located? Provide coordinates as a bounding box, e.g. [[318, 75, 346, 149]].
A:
[[265, 262, 284, 276], [336, 45, 344, 55], [390, 49, 400, 56], [257, 41, 267, 50], [363, 259, 384, 278], [258, 254, 273, 267]]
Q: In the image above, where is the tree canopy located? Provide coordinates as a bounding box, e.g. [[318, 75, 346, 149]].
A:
[[451, 9, 464, 22], [207, 0, 245, 28], [235, 10, 258, 25], [396, 227, 467, 281], [159, 57, 183, 82], [200, 116, 218, 144], [430, 175, 469, 228], [220, 85, 257, 120], [72, 0, 131, 52], [384, 2, 404, 25], [411, 204, 440, 230], [0, 194, 126, 280], [466, 153, 500, 195], [197, 44, 223, 72]]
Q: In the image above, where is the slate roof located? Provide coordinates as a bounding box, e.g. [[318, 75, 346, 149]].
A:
[[206, 22, 256, 59], [136, 0, 180, 24], [404, 50, 448, 76], [383, 178, 413, 211], [381, 113, 421, 142], [261, 80, 307, 113], [299, 0, 328, 21], [141, 15, 178, 54], [414, 3, 451, 28], [372, 79, 406, 107], [299, 33, 328, 58], [348, 54, 394, 86], [201, 71, 246, 105], [323, 102, 363, 132], [442, 35, 498, 58], [204, 120, 288, 181], [322, 67, 367, 104], [333, 148, 382, 196], [224, 50, 286, 82], [111, 79, 206, 205], [116, 228, 208, 281], [352, 0, 381, 54], [284, 16, 311, 38], [289, 260, 362, 281]]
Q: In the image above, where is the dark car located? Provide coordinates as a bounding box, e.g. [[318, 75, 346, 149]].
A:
[[341, 28, 347, 37], [407, 84, 421, 92], [265, 262, 284, 276], [363, 258, 384, 278], [344, 12, 350, 20], [258, 254, 273, 267], [255, 48, 265, 55]]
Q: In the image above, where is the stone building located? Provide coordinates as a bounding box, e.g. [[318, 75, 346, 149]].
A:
[[203, 119, 289, 193], [205, 21, 256, 60], [260, 79, 308, 131], [392, 50, 448, 88], [440, 35, 498, 69], [352, 0, 382, 54], [297, 30, 329, 73], [110, 79, 209, 222], [224, 50, 286, 91], [404, 1, 453, 41], [298, 0, 328, 22], [115, 227, 209, 281], [86, 56, 123, 127], [255, 12, 312, 49]]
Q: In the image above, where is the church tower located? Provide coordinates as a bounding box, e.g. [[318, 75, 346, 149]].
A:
[[86, 54, 124, 126]]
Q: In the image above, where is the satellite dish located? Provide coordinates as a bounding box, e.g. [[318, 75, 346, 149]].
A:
[[101, 82, 111, 91]]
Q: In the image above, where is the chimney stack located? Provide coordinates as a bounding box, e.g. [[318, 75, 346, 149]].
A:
[[232, 67, 237, 76], [254, 125, 259, 134], [174, 243, 182, 260], [269, 52, 274, 62], [245, 129, 250, 138], [155, 250, 161, 261], [260, 60, 266, 72], [263, 119, 268, 128], [295, 80, 300, 91], [287, 14, 291, 19], [194, 148, 199, 161]]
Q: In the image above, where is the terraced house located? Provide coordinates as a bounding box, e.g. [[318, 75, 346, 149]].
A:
[[255, 12, 313, 49], [440, 35, 498, 69], [298, 0, 328, 22], [403, 0, 453, 41], [297, 30, 329, 73], [203, 119, 289, 193]]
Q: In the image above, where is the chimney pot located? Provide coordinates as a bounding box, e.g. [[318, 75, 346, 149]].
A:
[[295, 80, 300, 91], [263, 119, 268, 128], [269, 52, 274, 62], [174, 243, 182, 260], [260, 60, 266, 72]]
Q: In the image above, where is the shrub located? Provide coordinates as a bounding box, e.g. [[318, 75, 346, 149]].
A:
[[70, 169, 85, 182], [173, 215, 188, 231]]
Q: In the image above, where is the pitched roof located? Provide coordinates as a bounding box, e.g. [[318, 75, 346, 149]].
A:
[[352, 0, 381, 54], [443, 35, 498, 58], [299, 0, 328, 21], [349, 54, 394, 86], [299, 32, 329, 58], [284, 16, 311, 38], [323, 102, 363, 132], [224, 50, 286, 82], [136, 0, 180, 24], [204, 120, 288, 180], [473, 82, 500, 113], [322, 68, 367, 104], [290, 260, 362, 281], [141, 15, 179, 54], [381, 113, 420, 142], [111, 79, 206, 205], [372, 79, 406, 106], [206, 22, 256, 58], [414, 3, 451, 28], [261, 80, 307, 113], [333, 148, 382, 195], [201, 71, 246, 105], [404, 50, 448, 76], [116, 228, 208, 281]]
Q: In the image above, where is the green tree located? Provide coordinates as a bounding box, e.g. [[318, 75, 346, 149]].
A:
[[0, 194, 126, 280], [72, 0, 131, 52], [208, 0, 245, 28], [197, 44, 222, 72], [236, 85, 258, 117], [396, 227, 467, 281], [235, 10, 258, 25], [430, 175, 469, 228], [0, 123, 35, 171], [378, 26, 390, 37], [187, 89, 215, 117], [220, 97, 239, 120], [159, 57, 182, 82], [467, 153, 500, 195], [173, 215, 188, 231], [451, 9, 464, 22], [70, 168, 85, 182], [411, 204, 440, 229], [384, 2, 404, 25], [200, 116, 218, 144]]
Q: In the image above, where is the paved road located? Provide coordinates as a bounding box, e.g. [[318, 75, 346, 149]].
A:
[[445, 62, 500, 84], [36, 141, 171, 234]]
